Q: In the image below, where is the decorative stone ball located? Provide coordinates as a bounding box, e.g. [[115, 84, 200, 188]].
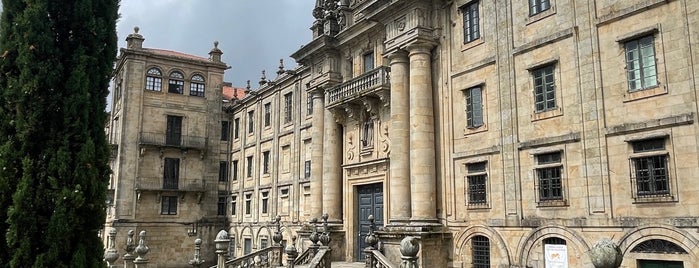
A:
[[589, 238, 623, 268], [365, 233, 378, 248], [399, 236, 420, 257], [310, 231, 320, 244], [273, 232, 283, 244], [194, 238, 202, 246], [319, 233, 331, 246], [214, 230, 230, 251], [104, 248, 119, 263]]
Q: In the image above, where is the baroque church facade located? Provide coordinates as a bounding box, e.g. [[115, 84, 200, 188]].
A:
[[105, 0, 699, 267]]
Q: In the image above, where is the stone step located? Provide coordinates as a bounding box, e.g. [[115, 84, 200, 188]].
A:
[[294, 262, 364, 268]]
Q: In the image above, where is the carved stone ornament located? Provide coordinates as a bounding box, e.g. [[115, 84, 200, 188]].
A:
[[396, 17, 406, 32]]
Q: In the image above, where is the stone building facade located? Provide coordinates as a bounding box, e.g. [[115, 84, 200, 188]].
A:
[[106, 0, 699, 267]]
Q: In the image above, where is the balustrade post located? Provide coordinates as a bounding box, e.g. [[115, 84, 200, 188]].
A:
[[285, 236, 299, 268], [271, 215, 283, 267], [214, 230, 230, 268], [104, 228, 119, 268], [188, 238, 205, 268], [363, 215, 378, 268], [133, 231, 150, 268], [309, 217, 320, 257], [123, 229, 136, 268], [399, 236, 420, 268]]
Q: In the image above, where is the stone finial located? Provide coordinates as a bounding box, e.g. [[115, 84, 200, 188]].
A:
[[272, 215, 283, 245], [399, 236, 420, 268], [309, 218, 320, 246], [214, 230, 230, 268], [589, 238, 623, 268], [126, 26, 145, 49], [364, 215, 378, 249], [134, 231, 150, 262], [319, 213, 331, 246], [189, 238, 205, 267], [124, 229, 136, 257], [277, 59, 285, 76], [285, 236, 298, 260], [259, 70, 267, 86], [209, 40, 223, 63], [313, 0, 325, 20], [104, 228, 119, 266]]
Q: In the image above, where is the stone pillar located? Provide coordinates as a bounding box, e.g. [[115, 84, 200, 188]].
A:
[[188, 238, 205, 268], [286, 236, 299, 268], [214, 230, 230, 268], [104, 228, 119, 268], [407, 43, 437, 222], [133, 231, 150, 268], [310, 89, 325, 217], [123, 229, 136, 268], [388, 50, 411, 224], [322, 108, 343, 221]]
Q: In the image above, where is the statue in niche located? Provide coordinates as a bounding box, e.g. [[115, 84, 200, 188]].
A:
[[361, 119, 374, 148]]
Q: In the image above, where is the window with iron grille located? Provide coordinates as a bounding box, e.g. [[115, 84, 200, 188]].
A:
[[145, 67, 162, 91], [471, 235, 490, 268], [168, 71, 184, 94], [466, 162, 487, 207], [543, 237, 566, 245], [219, 161, 228, 182], [161, 196, 178, 215], [460, 1, 480, 43], [625, 35, 658, 92], [529, 0, 550, 16], [190, 74, 205, 97], [535, 152, 564, 202], [630, 138, 671, 199], [163, 158, 180, 189], [217, 194, 227, 216], [264, 103, 271, 127], [263, 151, 270, 174], [532, 64, 556, 112], [464, 86, 483, 128], [284, 92, 294, 123]]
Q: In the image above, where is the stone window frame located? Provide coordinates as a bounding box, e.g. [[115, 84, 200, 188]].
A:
[[462, 83, 486, 131], [363, 51, 375, 73], [231, 159, 239, 181], [244, 192, 253, 216], [262, 150, 271, 175], [284, 91, 294, 124], [160, 195, 178, 215], [230, 193, 238, 216], [167, 70, 185, 94], [625, 133, 677, 203], [465, 159, 490, 209], [471, 235, 491, 268], [278, 186, 291, 216], [189, 74, 206, 97], [247, 110, 255, 135], [531, 148, 568, 207], [526, 0, 556, 24], [260, 189, 270, 215], [615, 25, 668, 102], [527, 59, 563, 121], [459, 0, 480, 44], [264, 102, 272, 128], [246, 155, 254, 179], [218, 161, 228, 182], [221, 120, 230, 141], [145, 67, 163, 92], [217, 192, 227, 216], [233, 117, 240, 140]]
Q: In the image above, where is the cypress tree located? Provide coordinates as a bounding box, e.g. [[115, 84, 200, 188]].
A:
[[0, 0, 118, 267]]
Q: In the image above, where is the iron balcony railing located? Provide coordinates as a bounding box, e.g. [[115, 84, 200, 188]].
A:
[[325, 66, 390, 107], [135, 177, 206, 192], [139, 132, 207, 150]]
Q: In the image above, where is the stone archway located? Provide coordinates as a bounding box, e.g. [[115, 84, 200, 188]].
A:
[[516, 225, 592, 267], [617, 224, 699, 267], [454, 225, 512, 267]]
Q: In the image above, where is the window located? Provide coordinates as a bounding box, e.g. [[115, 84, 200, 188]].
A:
[[163, 158, 180, 189], [244, 238, 252, 255], [247, 111, 254, 134], [630, 138, 670, 198], [532, 64, 556, 112], [189, 74, 205, 97], [363, 52, 374, 73], [231, 195, 237, 215], [529, 0, 550, 16], [246, 156, 253, 178], [219, 161, 228, 182], [460, 1, 480, 43], [464, 86, 483, 128], [261, 191, 269, 214], [232, 160, 239, 181], [244, 193, 252, 215], [466, 162, 487, 207], [284, 92, 293, 123], [166, 115, 183, 146], [260, 238, 269, 249], [307, 93, 314, 116], [625, 35, 658, 92], [262, 151, 270, 174], [161, 196, 178, 215], [535, 152, 564, 202], [233, 118, 240, 139], [217, 193, 227, 216], [145, 67, 162, 91], [361, 120, 374, 148], [264, 103, 271, 127], [168, 71, 184, 94], [304, 160, 311, 179], [221, 121, 230, 141], [471, 236, 490, 268], [543, 237, 566, 245], [229, 238, 236, 258]]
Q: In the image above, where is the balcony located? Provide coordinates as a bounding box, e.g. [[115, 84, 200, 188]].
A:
[[135, 177, 206, 192], [139, 132, 207, 151], [325, 66, 390, 108]]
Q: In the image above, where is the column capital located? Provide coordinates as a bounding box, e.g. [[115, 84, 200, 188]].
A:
[[386, 49, 409, 64], [406, 41, 436, 56]]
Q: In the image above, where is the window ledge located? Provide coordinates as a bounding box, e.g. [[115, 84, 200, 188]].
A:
[[467, 203, 491, 210], [464, 124, 488, 136], [531, 107, 563, 121], [623, 84, 667, 102], [633, 195, 676, 204], [461, 38, 484, 52], [537, 199, 568, 207], [526, 7, 556, 25]]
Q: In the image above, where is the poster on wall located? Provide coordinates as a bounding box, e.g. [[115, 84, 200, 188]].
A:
[[544, 244, 568, 268]]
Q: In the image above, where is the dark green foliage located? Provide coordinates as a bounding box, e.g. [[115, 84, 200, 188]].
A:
[[0, 0, 118, 267]]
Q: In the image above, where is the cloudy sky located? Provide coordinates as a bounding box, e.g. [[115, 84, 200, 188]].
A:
[[117, 0, 316, 87]]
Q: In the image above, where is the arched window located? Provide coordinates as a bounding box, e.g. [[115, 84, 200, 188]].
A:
[[145, 67, 162, 91], [631, 239, 687, 254], [543, 237, 566, 245], [190, 74, 205, 97], [168, 71, 184, 94], [471, 235, 490, 268]]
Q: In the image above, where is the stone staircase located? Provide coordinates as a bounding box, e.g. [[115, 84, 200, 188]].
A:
[[295, 262, 364, 268]]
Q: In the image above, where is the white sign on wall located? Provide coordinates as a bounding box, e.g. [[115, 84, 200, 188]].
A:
[[544, 244, 568, 268]]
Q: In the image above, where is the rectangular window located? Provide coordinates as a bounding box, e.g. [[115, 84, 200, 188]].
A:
[[246, 156, 253, 178], [219, 161, 228, 182], [464, 86, 483, 128], [245, 193, 252, 215], [189, 82, 205, 97], [307, 93, 314, 116], [532, 64, 556, 112], [229, 238, 236, 258], [221, 121, 230, 141], [145, 76, 162, 91], [234, 118, 240, 139], [166, 115, 183, 146], [461, 1, 480, 43], [168, 79, 184, 94], [247, 111, 255, 134], [264, 103, 271, 127], [231, 195, 237, 215], [217, 193, 227, 216], [536, 152, 564, 202], [260, 238, 269, 249], [163, 158, 180, 189], [304, 160, 311, 179], [161, 196, 178, 215], [263, 151, 270, 174], [467, 162, 488, 206], [625, 35, 658, 92], [529, 0, 550, 16], [284, 92, 293, 123], [232, 160, 239, 181], [363, 52, 375, 73], [630, 138, 670, 198], [261, 191, 269, 214], [244, 238, 252, 255]]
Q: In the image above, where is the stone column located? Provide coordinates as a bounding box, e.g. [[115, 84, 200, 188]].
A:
[[388, 50, 411, 224], [322, 107, 343, 221], [408, 43, 437, 222], [310, 89, 325, 217]]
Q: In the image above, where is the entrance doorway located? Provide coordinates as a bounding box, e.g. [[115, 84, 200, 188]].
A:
[[356, 183, 383, 260], [639, 260, 683, 268]]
